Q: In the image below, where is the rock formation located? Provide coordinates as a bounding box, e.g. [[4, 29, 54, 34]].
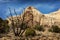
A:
[[7, 6, 43, 27], [7, 6, 60, 27]]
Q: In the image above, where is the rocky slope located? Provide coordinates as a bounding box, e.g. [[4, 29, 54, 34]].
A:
[[7, 6, 44, 27], [44, 9, 60, 19], [5, 6, 60, 40], [7, 6, 60, 27], [44, 9, 60, 27]]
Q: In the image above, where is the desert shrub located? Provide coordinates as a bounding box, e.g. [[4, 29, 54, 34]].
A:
[[49, 25, 60, 33], [0, 18, 9, 33], [20, 22, 27, 30], [3, 24, 9, 33], [34, 25, 44, 31], [0, 25, 9, 33], [25, 28, 36, 37]]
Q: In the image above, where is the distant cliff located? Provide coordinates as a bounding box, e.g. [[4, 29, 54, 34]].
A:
[[7, 6, 60, 27]]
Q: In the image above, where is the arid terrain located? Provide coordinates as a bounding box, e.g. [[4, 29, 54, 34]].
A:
[[0, 6, 60, 40]]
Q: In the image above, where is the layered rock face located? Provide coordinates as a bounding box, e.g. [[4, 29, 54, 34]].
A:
[[22, 6, 43, 27], [7, 6, 60, 27], [44, 9, 60, 27], [7, 6, 43, 27]]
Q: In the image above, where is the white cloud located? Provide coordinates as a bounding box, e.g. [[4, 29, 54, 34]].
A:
[[34, 4, 55, 10], [0, 0, 10, 2], [0, 0, 16, 2], [34, 4, 43, 8], [16, 7, 24, 12]]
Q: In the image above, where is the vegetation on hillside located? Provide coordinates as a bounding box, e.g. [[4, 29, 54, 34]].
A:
[[49, 25, 60, 33], [25, 28, 36, 37], [0, 18, 9, 33], [34, 24, 45, 31]]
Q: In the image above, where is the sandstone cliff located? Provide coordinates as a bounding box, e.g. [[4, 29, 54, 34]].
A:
[[7, 6, 44, 27], [44, 9, 60, 27], [7, 6, 60, 27]]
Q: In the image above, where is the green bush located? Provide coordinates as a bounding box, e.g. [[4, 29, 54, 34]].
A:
[[4, 25, 9, 33], [49, 25, 60, 33], [25, 28, 36, 37], [0, 25, 9, 33], [20, 22, 27, 30], [34, 25, 44, 31], [0, 18, 9, 33]]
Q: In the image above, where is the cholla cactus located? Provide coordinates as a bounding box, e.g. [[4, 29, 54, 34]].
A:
[[8, 8, 28, 36]]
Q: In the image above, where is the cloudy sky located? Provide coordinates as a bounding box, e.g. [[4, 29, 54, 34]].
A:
[[0, 0, 60, 19]]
